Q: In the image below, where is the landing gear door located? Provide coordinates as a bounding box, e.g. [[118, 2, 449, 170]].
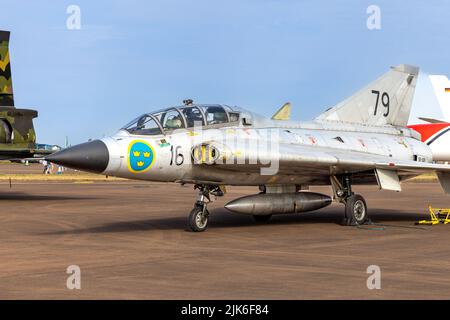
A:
[[375, 168, 401, 192]]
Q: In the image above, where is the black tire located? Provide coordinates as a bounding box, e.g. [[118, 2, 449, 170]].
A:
[[345, 194, 368, 225], [189, 206, 209, 232], [253, 214, 272, 223]]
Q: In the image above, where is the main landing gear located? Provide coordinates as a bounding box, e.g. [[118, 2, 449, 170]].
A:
[[331, 175, 368, 226], [188, 184, 224, 232]]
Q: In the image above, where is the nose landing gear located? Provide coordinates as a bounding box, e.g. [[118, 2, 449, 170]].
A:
[[189, 205, 209, 232], [188, 184, 224, 232]]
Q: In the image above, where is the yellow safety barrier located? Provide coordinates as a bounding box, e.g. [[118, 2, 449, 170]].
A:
[[416, 206, 450, 225]]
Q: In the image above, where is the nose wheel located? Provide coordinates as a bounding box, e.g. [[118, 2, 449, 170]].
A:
[[188, 184, 224, 232], [189, 205, 209, 232]]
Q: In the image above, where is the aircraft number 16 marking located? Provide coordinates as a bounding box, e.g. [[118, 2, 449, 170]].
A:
[[170, 145, 184, 166], [371, 90, 390, 117]]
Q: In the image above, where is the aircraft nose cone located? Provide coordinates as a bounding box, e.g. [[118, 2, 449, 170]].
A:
[[46, 140, 109, 173]]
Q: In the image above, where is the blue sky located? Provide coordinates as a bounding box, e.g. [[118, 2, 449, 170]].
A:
[[1, 0, 449, 145]]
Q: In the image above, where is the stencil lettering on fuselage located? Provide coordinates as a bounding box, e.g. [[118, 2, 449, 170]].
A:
[[128, 140, 155, 173]]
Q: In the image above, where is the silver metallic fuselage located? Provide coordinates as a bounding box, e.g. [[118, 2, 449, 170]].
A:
[[100, 113, 432, 186]]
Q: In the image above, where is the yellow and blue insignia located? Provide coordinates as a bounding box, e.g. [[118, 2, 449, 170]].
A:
[[128, 140, 155, 173]]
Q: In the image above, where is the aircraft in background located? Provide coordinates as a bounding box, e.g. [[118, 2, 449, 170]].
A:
[[0, 31, 51, 160], [429, 75, 450, 121], [47, 64, 450, 232], [13, 143, 61, 164], [408, 74, 450, 162]]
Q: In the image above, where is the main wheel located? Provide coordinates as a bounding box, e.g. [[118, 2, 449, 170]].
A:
[[189, 206, 209, 232], [253, 214, 272, 223], [345, 194, 368, 225]]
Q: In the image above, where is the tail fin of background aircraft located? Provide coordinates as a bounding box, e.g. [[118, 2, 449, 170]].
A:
[[271, 102, 291, 120], [0, 30, 14, 107], [429, 75, 450, 122], [316, 64, 419, 127]]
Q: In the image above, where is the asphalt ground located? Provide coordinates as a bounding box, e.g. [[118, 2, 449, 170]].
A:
[[1, 169, 449, 299]]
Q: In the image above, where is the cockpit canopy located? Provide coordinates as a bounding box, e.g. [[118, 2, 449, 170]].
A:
[[123, 105, 241, 135]]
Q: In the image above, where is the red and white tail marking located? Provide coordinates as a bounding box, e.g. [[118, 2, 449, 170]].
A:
[[409, 123, 450, 161]]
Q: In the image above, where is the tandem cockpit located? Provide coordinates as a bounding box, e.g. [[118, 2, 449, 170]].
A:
[[122, 103, 244, 136]]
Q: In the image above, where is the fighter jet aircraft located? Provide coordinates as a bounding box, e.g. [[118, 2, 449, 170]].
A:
[[47, 64, 450, 231], [0, 31, 43, 160]]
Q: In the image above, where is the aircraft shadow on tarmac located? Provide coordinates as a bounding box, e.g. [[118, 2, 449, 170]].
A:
[[0, 191, 97, 201], [43, 207, 429, 235]]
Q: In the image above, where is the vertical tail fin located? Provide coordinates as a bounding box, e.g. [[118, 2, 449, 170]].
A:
[[429, 75, 450, 122], [271, 102, 291, 120], [0, 31, 14, 107], [316, 64, 419, 127]]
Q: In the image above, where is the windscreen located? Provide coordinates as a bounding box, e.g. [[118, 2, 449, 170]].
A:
[[123, 105, 239, 135], [123, 114, 162, 135]]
